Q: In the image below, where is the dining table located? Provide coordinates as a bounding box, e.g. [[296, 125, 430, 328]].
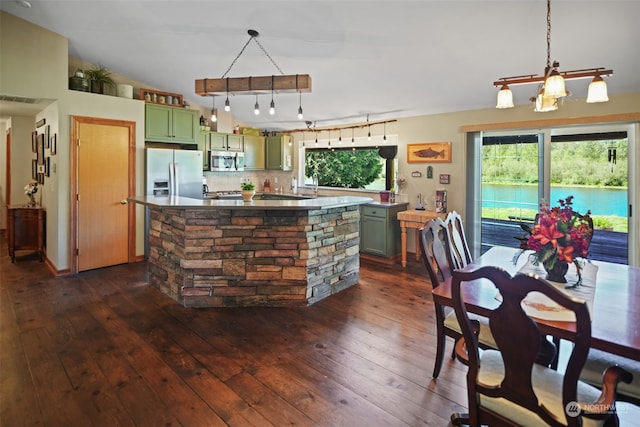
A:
[[431, 245, 640, 361]]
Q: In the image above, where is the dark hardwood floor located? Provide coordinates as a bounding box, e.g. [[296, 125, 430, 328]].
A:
[[1, 240, 472, 426]]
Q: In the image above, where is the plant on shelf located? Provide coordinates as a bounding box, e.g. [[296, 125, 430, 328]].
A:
[[241, 181, 255, 202], [515, 195, 592, 287], [84, 65, 115, 95]]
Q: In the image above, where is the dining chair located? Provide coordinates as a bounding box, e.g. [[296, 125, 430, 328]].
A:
[[418, 218, 495, 379], [444, 211, 473, 270], [450, 265, 632, 427], [581, 349, 640, 405]]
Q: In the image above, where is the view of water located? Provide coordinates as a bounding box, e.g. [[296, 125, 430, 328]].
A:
[[482, 184, 628, 217]]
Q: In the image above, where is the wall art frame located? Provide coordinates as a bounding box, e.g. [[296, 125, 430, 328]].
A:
[[31, 131, 38, 153], [51, 133, 57, 155], [32, 159, 38, 180], [37, 133, 45, 164], [44, 125, 50, 149], [407, 142, 452, 163]]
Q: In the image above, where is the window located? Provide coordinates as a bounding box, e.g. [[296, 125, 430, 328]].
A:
[[299, 135, 399, 191]]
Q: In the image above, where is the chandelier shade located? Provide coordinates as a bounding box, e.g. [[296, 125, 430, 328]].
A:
[[496, 84, 514, 109], [586, 75, 609, 103], [542, 68, 567, 98]]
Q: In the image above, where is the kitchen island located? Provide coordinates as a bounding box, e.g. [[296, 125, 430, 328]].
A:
[[129, 195, 373, 307]]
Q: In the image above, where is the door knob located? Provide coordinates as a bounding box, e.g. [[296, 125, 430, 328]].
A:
[[120, 199, 128, 205]]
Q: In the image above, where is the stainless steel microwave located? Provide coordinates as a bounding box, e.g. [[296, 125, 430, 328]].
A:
[[209, 150, 244, 172]]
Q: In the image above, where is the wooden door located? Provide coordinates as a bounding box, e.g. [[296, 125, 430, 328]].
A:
[[75, 119, 134, 271]]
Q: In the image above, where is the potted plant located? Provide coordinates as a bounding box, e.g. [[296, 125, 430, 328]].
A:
[[84, 65, 115, 94], [241, 181, 255, 202]]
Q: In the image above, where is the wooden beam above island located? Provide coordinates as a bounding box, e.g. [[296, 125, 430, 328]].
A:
[[129, 195, 373, 308]]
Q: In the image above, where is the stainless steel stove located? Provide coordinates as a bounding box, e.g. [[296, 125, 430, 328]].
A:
[[206, 190, 242, 199]]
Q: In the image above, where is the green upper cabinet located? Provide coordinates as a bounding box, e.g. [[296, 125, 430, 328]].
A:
[[209, 132, 227, 150], [265, 135, 292, 170], [209, 132, 244, 151], [243, 135, 265, 170], [226, 134, 244, 151], [145, 104, 198, 144]]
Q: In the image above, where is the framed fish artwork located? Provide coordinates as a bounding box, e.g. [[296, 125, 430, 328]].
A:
[[407, 142, 452, 163]]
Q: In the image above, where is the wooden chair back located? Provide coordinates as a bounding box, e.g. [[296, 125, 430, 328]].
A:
[[451, 266, 592, 426], [445, 211, 473, 270], [418, 217, 452, 288]]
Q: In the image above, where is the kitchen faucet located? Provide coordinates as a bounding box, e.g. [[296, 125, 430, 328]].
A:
[[312, 174, 318, 196]]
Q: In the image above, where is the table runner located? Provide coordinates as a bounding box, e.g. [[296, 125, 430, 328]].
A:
[[512, 258, 598, 321]]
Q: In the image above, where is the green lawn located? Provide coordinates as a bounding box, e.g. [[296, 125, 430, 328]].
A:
[[481, 208, 628, 233]]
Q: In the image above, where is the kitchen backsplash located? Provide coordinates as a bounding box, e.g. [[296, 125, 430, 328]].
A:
[[204, 170, 297, 193]]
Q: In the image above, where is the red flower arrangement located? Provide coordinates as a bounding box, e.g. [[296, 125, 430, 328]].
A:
[[517, 196, 592, 286]]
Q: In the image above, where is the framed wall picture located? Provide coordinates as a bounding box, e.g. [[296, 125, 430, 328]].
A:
[[45, 156, 51, 177], [37, 172, 45, 185], [31, 131, 38, 153], [407, 142, 452, 163], [44, 125, 50, 149], [32, 159, 38, 179], [439, 174, 450, 184], [51, 133, 57, 155], [37, 133, 45, 164]]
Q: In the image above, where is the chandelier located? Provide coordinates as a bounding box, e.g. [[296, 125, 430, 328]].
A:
[[493, 0, 612, 112], [195, 29, 311, 119]]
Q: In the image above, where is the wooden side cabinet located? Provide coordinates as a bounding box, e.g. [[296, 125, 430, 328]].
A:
[[360, 202, 408, 258], [7, 205, 45, 262]]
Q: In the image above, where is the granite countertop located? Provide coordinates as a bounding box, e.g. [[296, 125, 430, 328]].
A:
[[129, 195, 374, 210], [363, 201, 410, 208]]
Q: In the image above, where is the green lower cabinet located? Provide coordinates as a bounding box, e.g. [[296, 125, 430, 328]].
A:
[[360, 202, 408, 258]]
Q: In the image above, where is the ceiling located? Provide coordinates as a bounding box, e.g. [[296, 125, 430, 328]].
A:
[[1, 0, 639, 131]]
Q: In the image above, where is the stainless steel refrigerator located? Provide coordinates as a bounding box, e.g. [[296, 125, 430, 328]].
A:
[[145, 148, 203, 199], [144, 148, 203, 258]]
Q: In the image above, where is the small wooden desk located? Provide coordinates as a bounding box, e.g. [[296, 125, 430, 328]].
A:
[[396, 209, 445, 267]]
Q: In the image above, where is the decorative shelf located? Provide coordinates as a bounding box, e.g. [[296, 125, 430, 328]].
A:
[[140, 88, 183, 107]]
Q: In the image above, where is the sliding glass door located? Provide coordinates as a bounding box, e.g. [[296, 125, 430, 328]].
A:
[[475, 125, 631, 265]]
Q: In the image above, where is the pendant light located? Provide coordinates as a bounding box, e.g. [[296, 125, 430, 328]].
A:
[[269, 75, 276, 115], [195, 30, 311, 119], [224, 78, 231, 112], [296, 75, 304, 120], [254, 94, 260, 115], [493, 0, 611, 111], [210, 95, 217, 122]]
